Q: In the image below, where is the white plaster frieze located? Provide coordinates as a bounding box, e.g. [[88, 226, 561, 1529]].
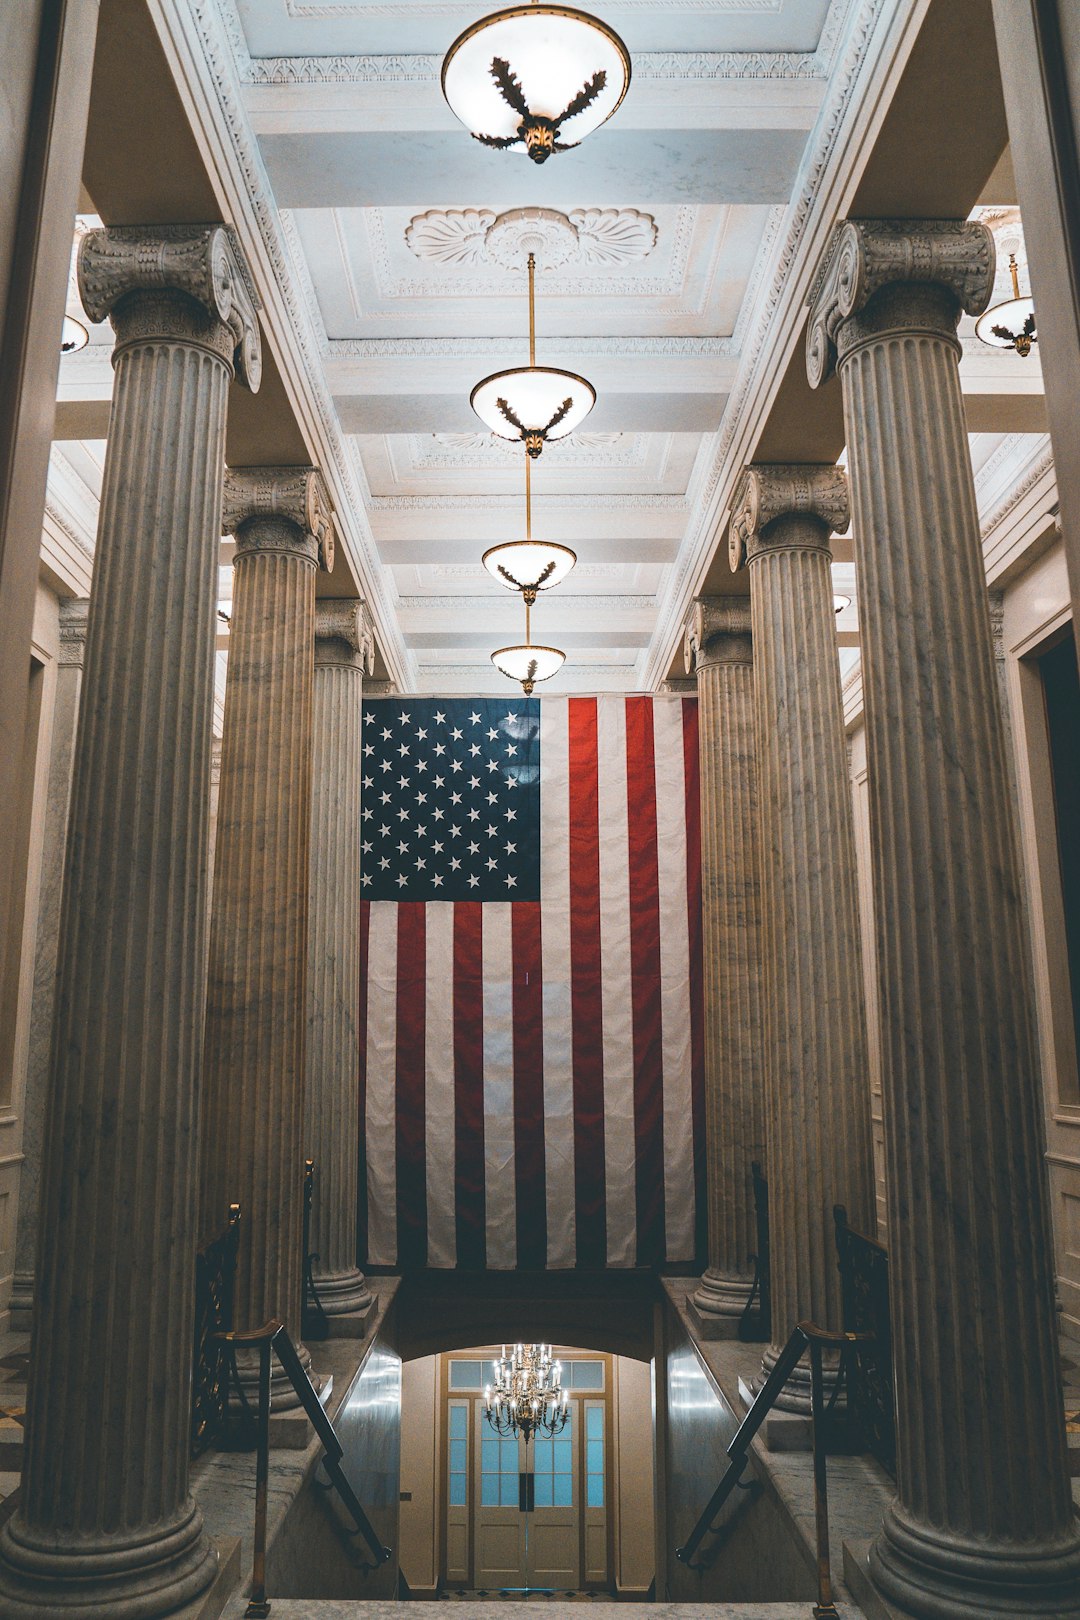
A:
[[368, 204, 692, 301], [418, 430, 641, 470], [369, 491, 688, 512], [324, 334, 737, 360]]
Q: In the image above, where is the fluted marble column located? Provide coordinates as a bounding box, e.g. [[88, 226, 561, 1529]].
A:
[[808, 219, 1080, 1617], [731, 465, 874, 1407], [0, 226, 260, 1619], [10, 599, 89, 1331], [200, 466, 331, 1402], [306, 599, 374, 1325], [684, 597, 766, 1335]]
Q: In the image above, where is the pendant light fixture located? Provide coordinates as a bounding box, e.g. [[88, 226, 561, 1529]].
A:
[[61, 315, 89, 353], [442, 3, 631, 165], [491, 609, 566, 694], [483, 455, 577, 602], [975, 252, 1037, 356], [471, 250, 595, 457]]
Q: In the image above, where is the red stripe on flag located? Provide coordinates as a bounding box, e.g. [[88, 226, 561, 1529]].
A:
[[625, 696, 665, 1265], [453, 902, 486, 1268], [357, 898, 370, 1264], [682, 698, 707, 1264], [395, 903, 427, 1267], [568, 697, 606, 1266], [513, 902, 546, 1267]]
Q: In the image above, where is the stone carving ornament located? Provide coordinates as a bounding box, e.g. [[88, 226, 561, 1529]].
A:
[[78, 224, 262, 389], [728, 463, 849, 570], [805, 218, 995, 389], [684, 596, 753, 673], [406, 206, 658, 271], [222, 466, 336, 570], [315, 599, 376, 672]]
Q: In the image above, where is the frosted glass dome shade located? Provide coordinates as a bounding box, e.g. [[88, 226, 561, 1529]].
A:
[[442, 5, 631, 163], [483, 540, 577, 600], [62, 314, 88, 353], [491, 642, 565, 694], [974, 296, 1037, 354], [471, 366, 595, 455]]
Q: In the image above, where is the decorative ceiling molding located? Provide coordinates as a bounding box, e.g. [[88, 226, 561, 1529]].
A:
[[325, 333, 737, 360], [643, 0, 899, 687], [285, 0, 783, 17], [366, 203, 693, 301], [405, 207, 658, 273], [225, 0, 850, 81], [415, 430, 644, 470], [978, 437, 1055, 540], [426, 561, 629, 579], [369, 491, 688, 512], [159, 0, 414, 688], [400, 594, 657, 612]]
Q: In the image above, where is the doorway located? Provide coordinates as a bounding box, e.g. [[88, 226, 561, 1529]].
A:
[[442, 1349, 611, 1592]]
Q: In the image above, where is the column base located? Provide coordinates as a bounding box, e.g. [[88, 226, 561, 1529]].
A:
[[231, 1339, 319, 1415], [687, 1269, 753, 1339], [868, 1501, 1080, 1619], [0, 1496, 217, 1620], [312, 1266, 372, 1322], [8, 1272, 34, 1333], [756, 1340, 844, 1415]]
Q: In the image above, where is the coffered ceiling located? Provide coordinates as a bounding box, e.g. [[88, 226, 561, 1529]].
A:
[[53, 0, 1046, 695]]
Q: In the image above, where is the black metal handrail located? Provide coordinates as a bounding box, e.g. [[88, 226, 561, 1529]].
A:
[[216, 1318, 392, 1618], [738, 1158, 771, 1342], [676, 1321, 872, 1620], [834, 1203, 895, 1475], [191, 1203, 241, 1457]]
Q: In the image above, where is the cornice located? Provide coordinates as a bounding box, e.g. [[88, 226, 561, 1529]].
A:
[[643, 0, 899, 688], [399, 594, 656, 613], [158, 0, 414, 690], [368, 492, 688, 513], [979, 441, 1055, 542], [242, 48, 827, 87]]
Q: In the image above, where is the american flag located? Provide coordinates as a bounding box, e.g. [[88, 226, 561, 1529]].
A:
[[358, 694, 704, 1270]]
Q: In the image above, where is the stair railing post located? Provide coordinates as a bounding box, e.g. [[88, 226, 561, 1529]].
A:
[[245, 1333, 273, 1619], [807, 1328, 840, 1620]]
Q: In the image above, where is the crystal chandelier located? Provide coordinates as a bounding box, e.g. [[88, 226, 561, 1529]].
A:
[[484, 1343, 569, 1442], [471, 250, 595, 457], [975, 252, 1037, 356], [442, 3, 631, 165], [483, 455, 577, 603]]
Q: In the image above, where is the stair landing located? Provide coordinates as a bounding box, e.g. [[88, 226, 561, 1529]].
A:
[[222, 1603, 863, 1617]]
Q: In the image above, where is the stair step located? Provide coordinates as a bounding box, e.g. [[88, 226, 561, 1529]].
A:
[[223, 1602, 863, 1617]]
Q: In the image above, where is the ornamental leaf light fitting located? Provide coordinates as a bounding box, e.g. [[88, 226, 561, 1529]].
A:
[[491, 588, 565, 695], [442, 3, 631, 164], [483, 455, 577, 603], [471, 249, 595, 456], [975, 253, 1037, 357]]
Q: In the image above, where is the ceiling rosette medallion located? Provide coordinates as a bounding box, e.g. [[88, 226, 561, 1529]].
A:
[[405, 206, 658, 271]]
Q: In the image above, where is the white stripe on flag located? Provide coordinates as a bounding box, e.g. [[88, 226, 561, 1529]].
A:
[[596, 698, 637, 1266], [540, 697, 575, 1268], [425, 902, 457, 1267], [483, 902, 517, 1268], [653, 697, 696, 1259], [365, 903, 398, 1266]]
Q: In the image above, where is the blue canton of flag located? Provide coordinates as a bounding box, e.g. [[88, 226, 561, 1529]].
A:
[[360, 697, 541, 901]]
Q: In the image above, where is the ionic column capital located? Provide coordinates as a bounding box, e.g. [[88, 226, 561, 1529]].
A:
[[77, 225, 262, 389], [728, 464, 848, 570], [57, 597, 91, 667], [315, 598, 375, 673], [223, 466, 335, 571], [806, 218, 995, 388], [684, 596, 752, 673]]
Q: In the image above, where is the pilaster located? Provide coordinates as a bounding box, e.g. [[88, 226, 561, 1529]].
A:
[[0, 224, 260, 1619], [306, 599, 374, 1327], [809, 216, 1080, 1617], [684, 597, 765, 1335], [731, 463, 874, 1408], [199, 465, 330, 1405], [9, 598, 90, 1331]]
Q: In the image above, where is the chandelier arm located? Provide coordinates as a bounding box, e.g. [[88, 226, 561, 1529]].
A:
[[543, 396, 574, 435], [496, 396, 527, 436], [489, 56, 532, 118], [553, 69, 607, 130], [473, 131, 522, 149]]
